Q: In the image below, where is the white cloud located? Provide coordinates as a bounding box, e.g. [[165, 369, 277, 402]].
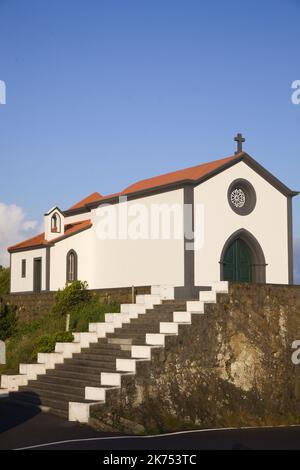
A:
[[0, 202, 39, 266], [295, 238, 300, 285]]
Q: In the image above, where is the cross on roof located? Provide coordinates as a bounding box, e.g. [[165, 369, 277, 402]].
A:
[[234, 133, 245, 154]]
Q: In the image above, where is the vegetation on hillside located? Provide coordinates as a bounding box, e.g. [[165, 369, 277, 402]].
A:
[[0, 266, 10, 296], [0, 281, 120, 375]]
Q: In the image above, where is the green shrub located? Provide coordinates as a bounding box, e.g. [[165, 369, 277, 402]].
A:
[[52, 280, 91, 316], [31, 331, 74, 360], [0, 267, 10, 296], [0, 303, 17, 341], [69, 299, 120, 332]]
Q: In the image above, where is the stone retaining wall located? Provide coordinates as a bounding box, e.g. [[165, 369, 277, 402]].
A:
[[91, 283, 300, 433], [2, 286, 151, 321]]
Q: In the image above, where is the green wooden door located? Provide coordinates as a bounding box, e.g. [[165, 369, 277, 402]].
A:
[[223, 239, 252, 282], [33, 258, 42, 292]]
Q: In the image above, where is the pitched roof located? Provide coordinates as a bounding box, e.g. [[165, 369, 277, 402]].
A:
[[66, 152, 298, 212], [66, 154, 240, 211], [68, 192, 102, 210], [122, 154, 237, 195], [8, 220, 92, 253]]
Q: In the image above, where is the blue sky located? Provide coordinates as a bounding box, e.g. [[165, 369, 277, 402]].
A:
[[0, 0, 299, 277]]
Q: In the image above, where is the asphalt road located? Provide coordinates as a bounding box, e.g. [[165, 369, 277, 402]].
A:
[[1, 399, 300, 450]]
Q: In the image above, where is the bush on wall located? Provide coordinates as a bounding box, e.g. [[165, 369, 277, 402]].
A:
[[31, 331, 74, 360], [0, 267, 10, 296], [52, 280, 91, 316], [0, 303, 17, 341]]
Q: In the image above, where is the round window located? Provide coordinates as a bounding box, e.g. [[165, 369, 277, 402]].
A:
[[227, 179, 256, 215]]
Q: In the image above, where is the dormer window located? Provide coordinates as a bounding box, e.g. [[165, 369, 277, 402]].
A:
[[51, 213, 61, 233]]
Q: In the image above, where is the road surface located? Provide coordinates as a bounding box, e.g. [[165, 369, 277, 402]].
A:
[[1, 399, 300, 450]]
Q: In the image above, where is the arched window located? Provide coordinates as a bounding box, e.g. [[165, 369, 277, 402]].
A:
[[51, 213, 61, 233], [66, 250, 78, 282]]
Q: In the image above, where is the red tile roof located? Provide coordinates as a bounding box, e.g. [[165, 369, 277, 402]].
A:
[[122, 155, 238, 195], [8, 220, 92, 252], [68, 192, 102, 210], [67, 154, 240, 211]]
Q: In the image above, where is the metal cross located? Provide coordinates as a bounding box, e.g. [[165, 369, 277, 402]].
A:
[[234, 133, 245, 154]]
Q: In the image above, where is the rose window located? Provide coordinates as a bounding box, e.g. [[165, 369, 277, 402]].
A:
[[230, 188, 246, 208]]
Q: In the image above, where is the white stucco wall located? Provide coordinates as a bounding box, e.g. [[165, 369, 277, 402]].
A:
[[90, 189, 185, 288], [10, 248, 47, 293], [49, 228, 93, 291], [63, 213, 92, 225], [194, 161, 289, 285]]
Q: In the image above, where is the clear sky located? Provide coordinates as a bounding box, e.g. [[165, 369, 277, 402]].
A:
[[0, 0, 299, 277]]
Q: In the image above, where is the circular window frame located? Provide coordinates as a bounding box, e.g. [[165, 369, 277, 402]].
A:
[[227, 178, 256, 216]]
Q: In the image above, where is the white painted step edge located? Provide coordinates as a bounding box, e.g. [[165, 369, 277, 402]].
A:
[[159, 322, 179, 334], [186, 301, 205, 313], [131, 345, 160, 359], [55, 342, 81, 358], [69, 401, 103, 423], [150, 285, 175, 300], [120, 304, 147, 314], [210, 281, 229, 293], [199, 291, 217, 303], [85, 386, 114, 401], [19, 363, 46, 380], [146, 333, 166, 346], [173, 311, 192, 323], [37, 352, 64, 369], [1, 374, 28, 391], [100, 372, 133, 387]]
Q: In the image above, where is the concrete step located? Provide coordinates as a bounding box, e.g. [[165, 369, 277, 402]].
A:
[[150, 285, 175, 299], [199, 291, 217, 303], [88, 322, 115, 336], [186, 301, 205, 313], [59, 360, 115, 371], [37, 374, 101, 388], [19, 382, 85, 400], [88, 342, 124, 351], [131, 345, 160, 359], [19, 363, 46, 380], [71, 352, 123, 362], [210, 281, 229, 293], [85, 386, 115, 401], [146, 333, 167, 346], [55, 363, 115, 375], [132, 312, 174, 323], [9, 391, 69, 411], [101, 372, 133, 387], [47, 369, 102, 382], [73, 332, 98, 347], [115, 324, 160, 333], [10, 391, 93, 413], [80, 348, 132, 358], [106, 331, 147, 340], [159, 322, 179, 334], [136, 294, 161, 306], [120, 304, 147, 314], [7, 395, 68, 418]]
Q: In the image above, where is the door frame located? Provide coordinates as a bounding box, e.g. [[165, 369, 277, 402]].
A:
[[33, 257, 42, 293], [219, 228, 267, 283]]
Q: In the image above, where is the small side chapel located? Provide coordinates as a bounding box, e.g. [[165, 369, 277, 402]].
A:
[[8, 135, 298, 297]]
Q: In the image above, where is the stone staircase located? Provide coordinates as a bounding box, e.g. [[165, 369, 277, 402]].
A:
[[0, 282, 229, 423]]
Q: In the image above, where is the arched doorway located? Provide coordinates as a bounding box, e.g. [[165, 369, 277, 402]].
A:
[[223, 238, 252, 282], [220, 229, 267, 283]]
